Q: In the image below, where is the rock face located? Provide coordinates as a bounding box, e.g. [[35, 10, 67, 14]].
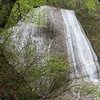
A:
[[4, 5, 100, 97], [4, 6, 67, 96]]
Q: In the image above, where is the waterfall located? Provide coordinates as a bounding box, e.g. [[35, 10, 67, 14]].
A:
[[61, 9, 100, 82], [4, 6, 100, 96]]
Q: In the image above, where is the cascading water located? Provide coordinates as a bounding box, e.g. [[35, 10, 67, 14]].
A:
[[61, 9, 100, 82]]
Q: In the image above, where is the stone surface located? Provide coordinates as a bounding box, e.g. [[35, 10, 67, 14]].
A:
[[4, 6, 67, 96]]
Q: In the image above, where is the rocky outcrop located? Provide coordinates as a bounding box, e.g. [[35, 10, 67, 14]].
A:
[[4, 6, 67, 96], [4, 5, 100, 99]]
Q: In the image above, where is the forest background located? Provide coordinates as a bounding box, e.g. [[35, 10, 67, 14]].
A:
[[0, 0, 100, 99]]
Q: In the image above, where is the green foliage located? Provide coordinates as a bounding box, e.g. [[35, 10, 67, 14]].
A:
[[5, 0, 47, 28], [73, 79, 100, 99], [64, 0, 99, 16], [3, 18, 72, 97], [67, 0, 98, 9]]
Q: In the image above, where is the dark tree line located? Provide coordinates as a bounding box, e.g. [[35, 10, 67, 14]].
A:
[[0, 0, 17, 28]]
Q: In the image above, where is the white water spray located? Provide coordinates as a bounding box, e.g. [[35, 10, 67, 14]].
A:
[[61, 9, 100, 82]]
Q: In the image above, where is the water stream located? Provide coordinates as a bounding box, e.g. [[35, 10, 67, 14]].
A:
[[61, 9, 100, 82]]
